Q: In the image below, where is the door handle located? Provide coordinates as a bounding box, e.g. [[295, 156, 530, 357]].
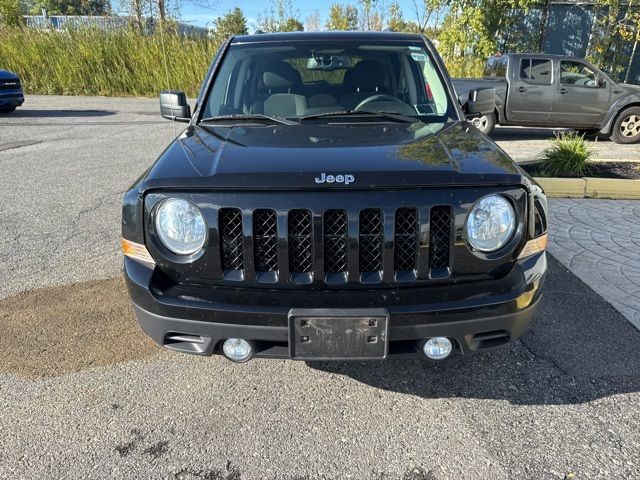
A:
[[516, 86, 527, 93], [559, 88, 568, 94]]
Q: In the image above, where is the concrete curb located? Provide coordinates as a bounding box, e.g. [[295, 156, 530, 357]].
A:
[[534, 177, 640, 199]]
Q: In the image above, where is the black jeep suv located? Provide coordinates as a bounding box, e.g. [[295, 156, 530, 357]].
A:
[[122, 31, 548, 362]]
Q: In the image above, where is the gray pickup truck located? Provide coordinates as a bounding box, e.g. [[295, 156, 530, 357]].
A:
[[453, 53, 640, 144]]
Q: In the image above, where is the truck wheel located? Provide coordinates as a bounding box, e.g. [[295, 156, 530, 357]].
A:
[[0, 106, 16, 114], [470, 112, 496, 135], [611, 107, 640, 144]]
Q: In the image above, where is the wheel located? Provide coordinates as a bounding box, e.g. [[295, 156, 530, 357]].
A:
[[611, 107, 640, 144], [470, 112, 496, 135], [0, 106, 16, 114]]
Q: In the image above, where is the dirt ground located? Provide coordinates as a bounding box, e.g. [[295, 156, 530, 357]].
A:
[[0, 276, 160, 378]]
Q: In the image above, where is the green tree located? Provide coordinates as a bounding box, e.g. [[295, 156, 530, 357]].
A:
[[213, 7, 247, 39], [358, 0, 380, 30], [437, 0, 538, 60], [409, 0, 446, 33], [387, 1, 420, 32], [0, 0, 26, 26], [325, 3, 358, 30], [256, 0, 302, 32], [305, 9, 320, 31], [30, 0, 110, 15], [587, 0, 640, 81], [279, 16, 303, 31]]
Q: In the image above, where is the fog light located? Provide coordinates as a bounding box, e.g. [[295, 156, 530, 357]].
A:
[[222, 338, 253, 363], [423, 337, 453, 360]]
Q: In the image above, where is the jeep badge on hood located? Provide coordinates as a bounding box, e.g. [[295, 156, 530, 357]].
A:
[[315, 173, 356, 185]]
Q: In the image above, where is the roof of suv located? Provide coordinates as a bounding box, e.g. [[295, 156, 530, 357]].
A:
[[231, 30, 425, 44]]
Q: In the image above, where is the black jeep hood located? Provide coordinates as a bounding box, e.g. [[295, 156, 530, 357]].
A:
[[138, 121, 528, 192]]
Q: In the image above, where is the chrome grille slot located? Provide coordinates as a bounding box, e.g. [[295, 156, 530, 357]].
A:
[[323, 209, 348, 274], [359, 209, 384, 275], [288, 210, 313, 274], [394, 208, 418, 272], [219, 208, 244, 277], [429, 205, 452, 270], [254, 209, 278, 272]]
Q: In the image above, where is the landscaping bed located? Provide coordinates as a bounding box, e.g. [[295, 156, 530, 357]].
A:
[[521, 131, 640, 199], [523, 161, 640, 180]]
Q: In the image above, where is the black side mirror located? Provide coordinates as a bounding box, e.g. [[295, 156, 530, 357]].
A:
[[464, 88, 495, 116], [596, 75, 606, 88], [160, 90, 191, 122]]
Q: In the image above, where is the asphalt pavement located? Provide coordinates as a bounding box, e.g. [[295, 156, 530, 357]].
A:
[[0, 96, 639, 479]]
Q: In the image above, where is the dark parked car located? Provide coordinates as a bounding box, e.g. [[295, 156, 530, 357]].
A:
[[454, 53, 640, 143], [122, 31, 548, 363], [0, 70, 24, 113]]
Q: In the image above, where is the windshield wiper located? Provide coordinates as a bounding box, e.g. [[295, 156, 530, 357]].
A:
[[299, 110, 421, 123], [199, 114, 296, 126]]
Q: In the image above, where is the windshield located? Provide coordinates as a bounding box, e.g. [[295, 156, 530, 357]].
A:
[[202, 39, 455, 125]]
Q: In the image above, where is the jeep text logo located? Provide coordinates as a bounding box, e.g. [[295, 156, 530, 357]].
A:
[[315, 172, 355, 185]]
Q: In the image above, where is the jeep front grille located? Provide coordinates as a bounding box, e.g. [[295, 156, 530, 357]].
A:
[[215, 205, 452, 285], [0, 79, 20, 90]]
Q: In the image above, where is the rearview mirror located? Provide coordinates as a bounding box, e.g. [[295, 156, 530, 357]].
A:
[[596, 75, 606, 88], [464, 88, 495, 116], [160, 90, 191, 122], [307, 55, 352, 71]]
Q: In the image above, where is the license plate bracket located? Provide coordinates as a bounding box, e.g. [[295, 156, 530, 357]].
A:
[[288, 308, 389, 360]]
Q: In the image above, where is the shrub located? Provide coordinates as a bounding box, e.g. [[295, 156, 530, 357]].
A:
[[538, 131, 596, 177]]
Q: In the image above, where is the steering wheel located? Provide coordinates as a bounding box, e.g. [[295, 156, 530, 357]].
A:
[[354, 94, 404, 111]]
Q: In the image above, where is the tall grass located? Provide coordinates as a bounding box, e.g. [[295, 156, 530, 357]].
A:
[[0, 26, 220, 97], [0, 26, 485, 97]]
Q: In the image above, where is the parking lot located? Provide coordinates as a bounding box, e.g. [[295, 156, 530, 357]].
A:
[[1, 96, 639, 479]]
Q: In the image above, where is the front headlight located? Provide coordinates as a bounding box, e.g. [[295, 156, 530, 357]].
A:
[[465, 194, 515, 252], [155, 198, 207, 255]]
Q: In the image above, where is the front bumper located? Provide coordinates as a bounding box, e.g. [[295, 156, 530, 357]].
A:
[[125, 252, 546, 360], [0, 90, 24, 107]]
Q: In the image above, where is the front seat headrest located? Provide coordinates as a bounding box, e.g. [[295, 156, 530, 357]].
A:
[[262, 62, 302, 91], [347, 61, 386, 91]]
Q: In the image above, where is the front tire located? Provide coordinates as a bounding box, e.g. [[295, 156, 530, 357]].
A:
[[0, 106, 16, 114], [470, 112, 496, 135], [611, 107, 640, 144]]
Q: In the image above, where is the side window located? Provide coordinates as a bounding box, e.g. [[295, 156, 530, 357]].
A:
[[560, 61, 598, 87], [496, 57, 508, 77], [420, 56, 448, 115], [519, 58, 552, 85], [483, 56, 507, 78]]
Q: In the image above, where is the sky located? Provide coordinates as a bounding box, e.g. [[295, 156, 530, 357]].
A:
[[180, 0, 422, 29]]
